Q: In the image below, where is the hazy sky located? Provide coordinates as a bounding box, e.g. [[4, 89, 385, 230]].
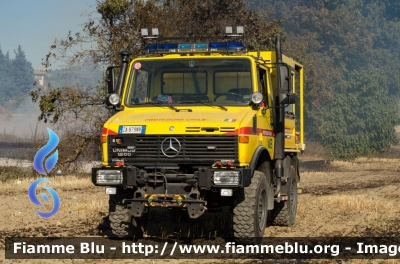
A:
[[0, 0, 98, 70]]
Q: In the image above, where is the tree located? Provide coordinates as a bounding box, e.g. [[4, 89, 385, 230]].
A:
[[0, 45, 34, 108], [30, 0, 283, 167], [0, 47, 11, 106], [263, 0, 400, 159], [315, 67, 398, 159], [11, 46, 34, 103]]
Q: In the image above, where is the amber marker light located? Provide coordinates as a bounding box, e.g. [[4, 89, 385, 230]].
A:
[[101, 135, 107, 143], [239, 136, 249, 143]]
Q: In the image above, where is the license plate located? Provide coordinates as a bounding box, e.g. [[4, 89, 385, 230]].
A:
[[118, 126, 146, 134]]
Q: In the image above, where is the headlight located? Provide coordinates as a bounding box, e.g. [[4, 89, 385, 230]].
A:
[[109, 93, 120, 105], [213, 171, 240, 185], [96, 170, 122, 185]]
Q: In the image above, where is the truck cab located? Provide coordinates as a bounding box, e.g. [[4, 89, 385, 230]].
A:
[[93, 35, 305, 244]]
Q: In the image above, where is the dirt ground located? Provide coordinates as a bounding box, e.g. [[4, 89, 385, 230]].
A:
[[0, 147, 400, 263]]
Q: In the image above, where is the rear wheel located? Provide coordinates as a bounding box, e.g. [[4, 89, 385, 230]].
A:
[[108, 192, 146, 238], [233, 170, 268, 244], [270, 165, 298, 226]]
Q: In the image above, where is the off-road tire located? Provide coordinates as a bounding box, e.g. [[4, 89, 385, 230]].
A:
[[108, 192, 146, 238], [270, 165, 297, 226], [233, 170, 268, 244]]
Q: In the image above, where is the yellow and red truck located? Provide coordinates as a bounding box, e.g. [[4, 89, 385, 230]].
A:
[[92, 30, 305, 243]]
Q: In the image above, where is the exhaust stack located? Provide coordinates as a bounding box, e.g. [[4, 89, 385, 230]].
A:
[[115, 50, 132, 97], [274, 35, 285, 191]]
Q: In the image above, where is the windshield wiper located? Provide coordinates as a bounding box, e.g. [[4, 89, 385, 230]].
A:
[[153, 103, 194, 112], [136, 103, 183, 112], [179, 101, 228, 111], [151, 103, 184, 112]]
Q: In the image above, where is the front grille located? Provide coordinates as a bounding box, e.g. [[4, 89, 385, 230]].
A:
[[108, 135, 238, 164]]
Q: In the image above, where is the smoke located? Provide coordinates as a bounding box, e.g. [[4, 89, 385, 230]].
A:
[[0, 96, 57, 139]]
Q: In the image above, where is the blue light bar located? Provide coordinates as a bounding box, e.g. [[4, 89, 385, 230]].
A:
[[145, 43, 178, 53], [209, 42, 227, 52], [227, 42, 247, 52], [157, 43, 178, 53], [145, 41, 246, 54], [178, 43, 193, 52], [209, 42, 247, 52], [178, 43, 208, 52], [195, 43, 208, 49], [145, 43, 157, 53]]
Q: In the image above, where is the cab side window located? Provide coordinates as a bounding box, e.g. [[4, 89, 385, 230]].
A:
[[258, 68, 267, 105]]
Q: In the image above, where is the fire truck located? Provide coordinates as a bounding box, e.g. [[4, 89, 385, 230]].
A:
[[92, 27, 305, 244]]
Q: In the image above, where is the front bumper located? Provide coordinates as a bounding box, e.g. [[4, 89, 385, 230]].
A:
[[92, 166, 252, 219], [92, 166, 252, 188]]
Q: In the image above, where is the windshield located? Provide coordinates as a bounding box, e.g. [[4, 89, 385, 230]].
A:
[[125, 58, 253, 106]]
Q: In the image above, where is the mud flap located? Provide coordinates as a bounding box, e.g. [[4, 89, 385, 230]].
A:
[[267, 182, 274, 210], [282, 156, 292, 183], [291, 156, 300, 183]]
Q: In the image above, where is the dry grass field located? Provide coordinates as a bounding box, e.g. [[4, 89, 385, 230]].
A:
[[0, 135, 400, 263]]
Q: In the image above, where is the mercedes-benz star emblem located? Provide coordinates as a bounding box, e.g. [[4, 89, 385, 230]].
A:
[[161, 137, 181, 157]]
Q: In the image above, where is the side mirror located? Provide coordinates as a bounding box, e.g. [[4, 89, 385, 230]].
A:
[[106, 66, 116, 94], [278, 63, 294, 104]]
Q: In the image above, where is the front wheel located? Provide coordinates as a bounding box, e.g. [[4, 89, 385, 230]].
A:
[[233, 170, 268, 244], [108, 192, 146, 238]]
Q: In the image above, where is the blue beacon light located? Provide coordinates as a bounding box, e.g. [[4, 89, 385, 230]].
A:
[[145, 41, 246, 54]]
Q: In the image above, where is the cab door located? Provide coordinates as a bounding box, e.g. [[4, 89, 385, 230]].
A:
[[257, 67, 274, 156]]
